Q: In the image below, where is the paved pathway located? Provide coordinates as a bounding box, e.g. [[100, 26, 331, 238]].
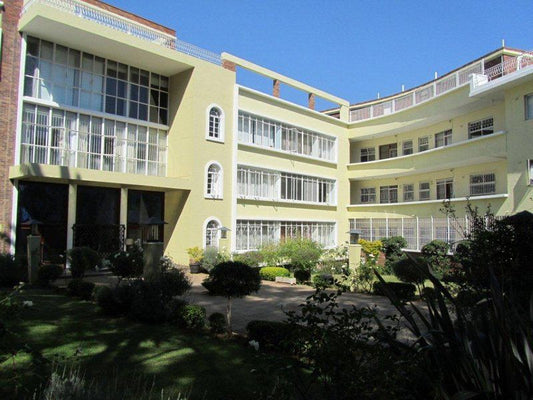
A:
[[185, 273, 405, 335]]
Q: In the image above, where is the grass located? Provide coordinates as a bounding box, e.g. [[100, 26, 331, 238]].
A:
[[0, 287, 292, 400]]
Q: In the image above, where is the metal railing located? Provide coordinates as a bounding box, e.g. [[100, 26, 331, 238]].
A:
[[21, 0, 221, 65], [350, 215, 500, 252], [73, 224, 125, 259]]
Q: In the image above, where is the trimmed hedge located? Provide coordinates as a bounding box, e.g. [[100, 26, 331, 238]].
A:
[[312, 273, 334, 289], [208, 312, 226, 334], [372, 281, 416, 301], [176, 304, 206, 330], [259, 266, 290, 281], [246, 320, 303, 352]]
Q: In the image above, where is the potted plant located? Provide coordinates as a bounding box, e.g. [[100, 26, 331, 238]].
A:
[[186, 247, 204, 274]]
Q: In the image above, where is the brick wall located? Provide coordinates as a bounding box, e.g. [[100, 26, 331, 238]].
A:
[[0, 0, 23, 252]]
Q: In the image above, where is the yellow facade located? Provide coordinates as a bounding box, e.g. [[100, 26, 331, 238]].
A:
[[7, 0, 533, 263]]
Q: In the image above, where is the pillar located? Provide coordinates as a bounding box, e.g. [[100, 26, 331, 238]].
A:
[[27, 234, 41, 284], [348, 244, 362, 273], [308, 93, 315, 110], [143, 242, 164, 280], [273, 79, 280, 98], [120, 188, 128, 250], [66, 184, 77, 253]]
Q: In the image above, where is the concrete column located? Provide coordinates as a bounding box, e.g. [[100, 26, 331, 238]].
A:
[[339, 104, 350, 122], [308, 93, 315, 110], [27, 234, 41, 284], [120, 188, 128, 250], [66, 184, 77, 253], [273, 79, 280, 98], [348, 244, 362, 273]]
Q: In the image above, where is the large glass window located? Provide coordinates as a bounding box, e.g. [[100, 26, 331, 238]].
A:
[[470, 173, 496, 196], [24, 36, 169, 124], [205, 219, 220, 248], [236, 220, 335, 251], [418, 136, 429, 152], [380, 185, 398, 203], [434, 129, 452, 148], [468, 117, 494, 139], [238, 112, 336, 162], [207, 107, 223, 141], [419, 182, 430, 201], [360, 147, 375, 162], [402, 140, 413, 155], [436, 178, 454, 199], [403, 184, 414, 201], [127, 190, 165, 242], [360, 187, 376, 203], [379, 143, 397, 159], [20, 104, 167, 176]]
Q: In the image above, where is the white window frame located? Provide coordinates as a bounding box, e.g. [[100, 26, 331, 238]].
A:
[[203, 217, 221, 249], [469, 173, 496, 196], [380, 185, 398, 203], [204, 161, 223, 199], [360, 147, 375, 162], [436, 178, 454, 200], [418, 136, 429, 152], [528, 160, 533, 185], [525, 94, 533, 120], [360, 187, 376, 203], [206, 104, 224, 142], [403, 184, 414, 202], [419, 182, 430, 201], [468, 117, 493, 139], [402, 140, 413, 156], [434, 129, 452, 148]]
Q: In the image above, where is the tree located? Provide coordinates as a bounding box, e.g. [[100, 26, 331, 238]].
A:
[[202, 261, 261, 335]]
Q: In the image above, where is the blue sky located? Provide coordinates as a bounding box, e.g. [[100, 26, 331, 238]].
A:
[[110, 0, 533, 107]]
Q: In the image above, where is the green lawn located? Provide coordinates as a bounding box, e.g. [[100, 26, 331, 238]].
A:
[[1, 288, 290, 400]]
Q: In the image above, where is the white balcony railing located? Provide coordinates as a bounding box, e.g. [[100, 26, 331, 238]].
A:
[[484, 51, 533, 80], [21, 0, 221, 65], [349, 50, 533, 123]]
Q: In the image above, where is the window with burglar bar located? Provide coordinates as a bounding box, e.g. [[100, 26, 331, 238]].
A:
[[469, 173, 496, 196], [468, 117, 494, 139]]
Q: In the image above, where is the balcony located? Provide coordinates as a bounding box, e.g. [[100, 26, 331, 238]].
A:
[[20, 0, 220, 75], [348, 49, 532, 123], [347, 132, 507, 181]]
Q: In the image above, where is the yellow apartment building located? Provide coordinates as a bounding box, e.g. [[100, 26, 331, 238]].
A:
[[0, 0, 532, 265]]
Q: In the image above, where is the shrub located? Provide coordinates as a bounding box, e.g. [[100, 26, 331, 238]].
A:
[[358, 239, 383, 258], [108, 245, 144, 281], [312, 273, 334, 289], [381, 236, 407, 273], [0, 253, 25, 287], [202, 261, 261, 334], [259, 266, 290, 281], [186, 246, 204, 264], [37, 264, 64, 286], [67, 279, 95, 300], [201, 246, 220, 273], [233, 251, 263, 268], [208, 312, 226, 334], [279, 238, 323, 271], [317, 246, 348, 275], [165, 297, 188, 322], [392, 257, 426, 285], [95, 286, 120, 315], [294, 269, 311, 283], [372, 281, 415, 301], [246, 320, 302, 352], [158, 255, 176, 272], [176, 304, 206, 330], [128, 280, 168, 323], [421, 240, 451, 278], [68, 247, 100, 278], [157, 268, 192, 301]]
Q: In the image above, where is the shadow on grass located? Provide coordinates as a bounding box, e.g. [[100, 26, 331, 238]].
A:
[[1, 288, 291, 400]]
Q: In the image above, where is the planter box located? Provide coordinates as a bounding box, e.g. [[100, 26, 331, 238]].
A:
[[189, 263, 202, 274], [275, 276, 296, 285]]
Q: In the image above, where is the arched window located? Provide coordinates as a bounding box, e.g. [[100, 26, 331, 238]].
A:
[[206, 105, 224, 142], [205, 219, 220, 248], [205, 162, 223, 198]]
